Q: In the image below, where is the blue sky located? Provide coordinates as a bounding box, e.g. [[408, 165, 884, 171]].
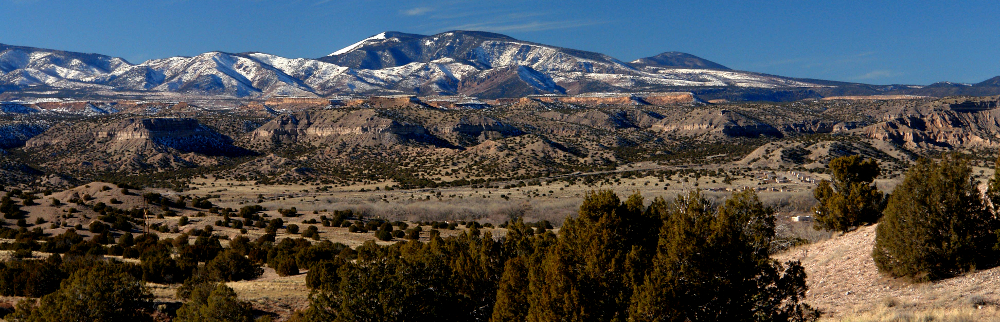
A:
[[2, 0, 998, 85]]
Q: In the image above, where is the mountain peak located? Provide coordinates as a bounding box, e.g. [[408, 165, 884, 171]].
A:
[[432, 30, 518, 41], [629, 52, 729, 70], [328, 31, 425, 56], [975, 76, 1000, 87]]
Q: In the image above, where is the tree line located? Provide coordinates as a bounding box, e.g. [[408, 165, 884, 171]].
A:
[[300, 189, 819, 322]]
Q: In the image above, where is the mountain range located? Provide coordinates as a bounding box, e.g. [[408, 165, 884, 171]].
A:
[[2, 30, 1000, 101]]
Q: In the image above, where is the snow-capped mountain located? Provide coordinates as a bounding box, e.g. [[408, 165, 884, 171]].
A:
[[0, 43, 128, 89], [0, 31, 843, 99]]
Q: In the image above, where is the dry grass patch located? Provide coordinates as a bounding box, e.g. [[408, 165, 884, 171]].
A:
[[824, 305, 1000, 322], [777, 224, 1000, 320]]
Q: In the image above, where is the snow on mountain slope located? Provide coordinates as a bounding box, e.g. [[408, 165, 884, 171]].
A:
[[330, 32, 388, 56], [321, 31, 823, 94], [0, 45, 129, 89], [246, 53, 365, 95], [322, 30, 635, 75], [0, 32, 831, 99], [109, 52, 317, 97], [516, 66, 562, 92], [470, 40, 636, 74]]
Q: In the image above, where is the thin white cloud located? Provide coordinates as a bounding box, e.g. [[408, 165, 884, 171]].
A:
[[403, 7, 433, 16], [852, 69, 902, 80]]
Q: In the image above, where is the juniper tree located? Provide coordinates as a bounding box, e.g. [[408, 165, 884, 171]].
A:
[[525, 190, 660, 322], [9, 262, 153, 322], [812, 155, 886, 232], [873, 155, 999, 280], [629, 189, 817, 322], [174, 283, 254, 322]]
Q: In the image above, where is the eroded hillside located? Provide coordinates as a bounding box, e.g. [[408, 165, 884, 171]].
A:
[[0, 95, 995, 190]]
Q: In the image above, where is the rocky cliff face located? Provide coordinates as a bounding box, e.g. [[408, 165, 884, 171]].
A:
[[856, 97, 1000, 149], [250, 110, 440, 148], [0, 122, 48, 149], [25, 117, 249, 171], [653, 109, 782, 138], [860, 110, 1000, 149], [428, 114, 523, 146], [95, 118, 246, 155]]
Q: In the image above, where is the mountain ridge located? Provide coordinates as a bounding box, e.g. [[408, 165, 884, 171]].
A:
[[1, 33, 999, 101]]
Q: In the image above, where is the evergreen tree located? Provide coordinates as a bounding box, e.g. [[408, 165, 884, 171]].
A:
[[175, 283, 254, 322], [204, 249, 263, 282], [873, 155, 998, 280], [139, 244, 191, 284], [525, 190, 659, 322], [490, 257, 530, 322], [9, 262, 152, 322], [987, 157, 1000, 213], [299, 190, 816, 322], [630, 189, 817, 322], [812, 155, 886, 232], [270, 252, 299, 277]]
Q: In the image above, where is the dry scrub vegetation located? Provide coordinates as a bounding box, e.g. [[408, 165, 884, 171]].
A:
[[3, 160, 996, 321]]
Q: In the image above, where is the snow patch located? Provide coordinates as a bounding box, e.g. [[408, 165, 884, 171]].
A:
[[330, 32, 388, 56]]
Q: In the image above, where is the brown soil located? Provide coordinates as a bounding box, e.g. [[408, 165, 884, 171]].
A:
[[775, 224, 1000, 320]]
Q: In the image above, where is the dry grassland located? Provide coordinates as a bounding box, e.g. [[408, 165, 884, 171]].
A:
[[777, 225, 1000, 322]]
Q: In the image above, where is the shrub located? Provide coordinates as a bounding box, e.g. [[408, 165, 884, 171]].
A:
[[873, 155, 999, 280], [265, 218, 284, 234], [302, 226, 319, 239], [270, 253, 299, 276], [174, 283, 254, 322], [405, 229, 420, 240], [204, 249, 263, 282], [9, 262, 153, 322], [305, 259, 345, 290], [123, 247, 140, 259], [140, 247, 191, 284], [279, 208, 298, 217], [0, 259, 63, 297], [118, 232, 135, 247], [375, 229, 393, 241], [286, 224, 300, 234]]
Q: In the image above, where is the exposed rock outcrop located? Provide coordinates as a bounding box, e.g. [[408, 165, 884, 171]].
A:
[[250, 109, 444, 148], [653, 109, 781, 138], [24, 117, 250, 171], [860, 109, 1000, 149]]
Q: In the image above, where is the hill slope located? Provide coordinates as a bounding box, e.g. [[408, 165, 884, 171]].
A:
[[776, 224, 1000, 319]]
